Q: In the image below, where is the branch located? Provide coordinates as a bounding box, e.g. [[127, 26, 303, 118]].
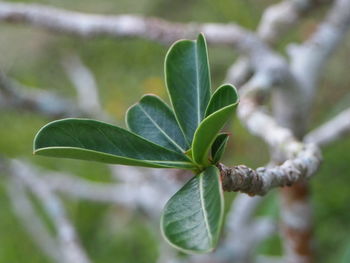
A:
[[10, 162, 183, 218], [224, 57, 253, 86], [186, 195, 276, 263], [222, 194, 276, 261], [0, 61, 113, 121], [238, 74, 300, 153], [0, 71, 81, 118], [221, 71, 322, 195], [227, 0, 323, 85], [61, 55, 108, 119], [0, 1, 253, 47], [7, 159, 91, 263], [3, 159, 189, 263], [263, 1, 350, 260], [271, 0, 350, 139], [42, 167, 177, 217], [43, 172, 136, 203], [218, 143, 320, 196], [0, 1, 293, 82], [304, 108, 350, 146], [5, 177, 61, 263], [0, 2, 295, 94], [258, 0, 320, 45], [288, 0, 350, 97]]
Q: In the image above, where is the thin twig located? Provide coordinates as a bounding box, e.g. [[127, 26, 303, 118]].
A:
[[305, 108, 350, 146]]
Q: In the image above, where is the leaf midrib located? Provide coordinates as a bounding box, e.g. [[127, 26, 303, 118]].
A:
[[138, 104, 186, 153], [199, 174, 213, 246], [35, 146, 194, 166], [194, 43, 201, 126]]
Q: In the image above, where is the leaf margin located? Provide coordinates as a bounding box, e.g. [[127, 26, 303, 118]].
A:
[[160, 165, 224, 254], [33, 118, 197, 170], [211, 133, 230, 164], [164, 33, 212, 144], [126, 94, 189, 153], [192, 84, 239, 166]]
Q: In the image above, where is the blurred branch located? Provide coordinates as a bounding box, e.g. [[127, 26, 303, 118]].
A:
[[226, 0, 324, 85], [5, 158, 279, 261], [3, 157, 187, 263], [61, 55, 108, 120], [0, 1, 256, 48], [288, 0, 350, 102], [269, 0, 350, 139], [224, 57, 253, 86], [258, 0, 320, 45], [0, 2, 294, 96], [305, 108, 350, 146], [6, 159, 92, 263], [273, 0, 350, 260], [41, 165, 182, 217], [0, 56, 112, 121], [5, 176, 61, 263], [219, 194, 276, 262], [0, 71, 81, 118], [5, 157, 279, 262], [186, 195, 276, 263], [0, 0, 295, 87], [238, 74, 297, 151], [256, 256, 284, 263], [43, 172, 138, 204]]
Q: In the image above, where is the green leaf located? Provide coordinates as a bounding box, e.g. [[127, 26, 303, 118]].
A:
[[192, 84, 238, 166], [205, 84, 239, 117], [126, 95, 189, 153], [211, 133, 229, 164], [34, 118, 196, 169], [161, 166, 224, 253], [165, 33, 211, 144]]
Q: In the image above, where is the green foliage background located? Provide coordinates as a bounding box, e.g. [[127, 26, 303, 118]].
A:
[[0, 0, 350, 262]]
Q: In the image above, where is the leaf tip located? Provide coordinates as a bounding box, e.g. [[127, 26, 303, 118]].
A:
[[197, 32, 206, 43]]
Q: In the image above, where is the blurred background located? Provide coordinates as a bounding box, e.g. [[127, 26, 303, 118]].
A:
[[0, 0, 350, 262]]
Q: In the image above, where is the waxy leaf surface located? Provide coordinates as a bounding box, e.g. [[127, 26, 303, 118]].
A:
[[192, 84, 238, 166], [165, 33, 211, 143], [161, 166, 224, 253], [205, 84, 239, 117], [126, 95, 189, 153], [211, 133, 230, 164], [34, 119, 196, 169]]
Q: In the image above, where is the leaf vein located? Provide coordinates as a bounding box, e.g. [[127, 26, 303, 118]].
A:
[[138, 104, 186, 152], [199, 174, 213, 245], [194, 43, 201, 126]]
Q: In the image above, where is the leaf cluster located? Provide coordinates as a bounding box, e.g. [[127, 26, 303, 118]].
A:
[[33, 34, 239, 253]]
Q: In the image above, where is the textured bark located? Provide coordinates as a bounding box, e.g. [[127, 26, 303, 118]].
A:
[[218, 143, 321, 195]]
